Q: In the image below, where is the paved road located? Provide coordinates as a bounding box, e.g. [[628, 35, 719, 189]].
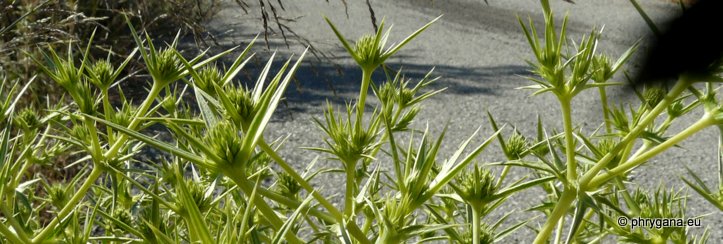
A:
[[208, 0, 721, 241]]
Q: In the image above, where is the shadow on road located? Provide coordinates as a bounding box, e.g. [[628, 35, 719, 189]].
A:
[[238, 58, 532, 114]]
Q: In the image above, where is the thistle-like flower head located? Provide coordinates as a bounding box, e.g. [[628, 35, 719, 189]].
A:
[[13, 107, 40, 131], [109, 208, 134, 230], [505, 132, 529, 160], [310, 103, 381, 166], [597, 138, 621, 169], [325, 16, 440, 71], [47, 183, 69, 208], [194, 66, 223, 94], [456, 165, 497, 206], [354, 34, 384, 69], [175, 181, 213, 214], [87, 60, 115, 90], [225, 85, 256, 124], [205, 121, 243, 167], [276, 172, 302, 198], [152, 48, 183, 85], [643, 86, 666, 108], [592, 54, 613, 83], [667, 100, 686, 118], [111, 102, 136, 128]]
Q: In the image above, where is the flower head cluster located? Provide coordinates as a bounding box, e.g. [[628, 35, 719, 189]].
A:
[[38, 47, 97, 113], [276, 172, 302, 198], [325, 16, 439, 71], [505, 132, 529, 160], [87, 60, 115, 90], [13, 108, 40, 131], [225, 85, 256, 125], [111, 102, 136, 128], [175, 181, 213, 214], [194, 67, 223, 94], [311, 103, 381, 165], [456, 165, 497, 206], [643, 86, 666, 108], [151, 48, 183, 85], [204, 121, 243, 167], [47, 183, 70, 208]]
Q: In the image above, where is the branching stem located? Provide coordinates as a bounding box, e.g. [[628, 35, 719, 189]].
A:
[[104, 82, 163, 159], [257, 141, 370, 243], [32, 167, 102, 243], [225, 169, 305, 244], [579, 79, 691, 189], [534, 188, 575, 244], [589, 114, 715, 188]]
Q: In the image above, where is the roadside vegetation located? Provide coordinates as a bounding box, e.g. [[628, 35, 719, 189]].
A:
[[0, 0, 719, 243]]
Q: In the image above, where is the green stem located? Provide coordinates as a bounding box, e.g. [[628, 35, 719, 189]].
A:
[[363, 103, 405, 189], [361, 212, 374, 234], [589, 115, 715, 188], [17, 125, 51, 185], [471, 205, 482, 244], [0, 203, 31, 243], [257, 141, 370, 243], [620, 138, 638, 166], [225, 169, 304, 244], [554, 215, 565, 244], [101, 89, 115, 143], [627, 141, 651, 163], [84, 118, 102, 160], [598, 87, 612, 134], [0, 222, 25, 244], [533, 188, 576, 244], [259, 141, 341, 216], [249, 186, 371, 243], [104, 83, 163, 159], [345, 162, 357, 217], [559, 96, 577, 182], [356, 68, 374, 126], [580, 79, 691, 189], [13, 160, 33, 201], [32, 167, 102, 243]]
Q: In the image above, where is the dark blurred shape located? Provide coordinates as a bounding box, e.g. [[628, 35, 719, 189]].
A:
[[635, 0, 723, 86]]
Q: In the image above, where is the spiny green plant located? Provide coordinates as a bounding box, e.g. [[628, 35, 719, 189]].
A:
[[509, 1, 722, 243], [325, 15, 440, 124], [1, 1, 721, 243]]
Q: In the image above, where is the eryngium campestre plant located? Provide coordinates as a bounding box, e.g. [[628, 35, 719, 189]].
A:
[[1, 1, 721, 243], [518, 1, 720, 243]]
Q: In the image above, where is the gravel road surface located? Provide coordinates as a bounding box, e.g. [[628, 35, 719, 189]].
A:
[[203, 0, 722, 241]]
